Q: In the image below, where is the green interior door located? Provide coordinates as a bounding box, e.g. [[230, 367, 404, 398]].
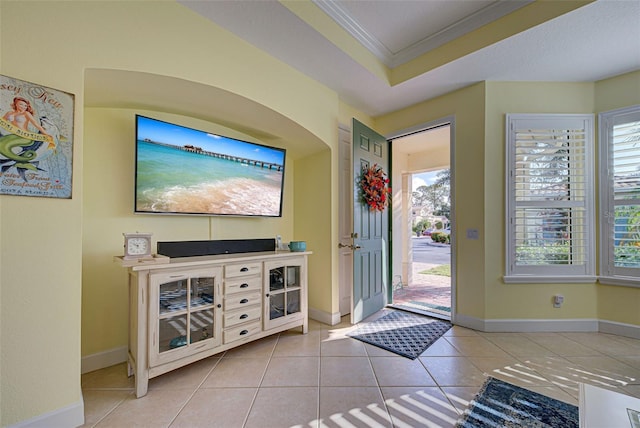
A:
[[352, 119, 389, 323]]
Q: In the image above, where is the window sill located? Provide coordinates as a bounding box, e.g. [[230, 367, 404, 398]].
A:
[[598, 276, 640, 288], [503, 275, 597, 284]]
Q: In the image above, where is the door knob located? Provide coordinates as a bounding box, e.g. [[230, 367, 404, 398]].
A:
[[338, 242, 361, 251]]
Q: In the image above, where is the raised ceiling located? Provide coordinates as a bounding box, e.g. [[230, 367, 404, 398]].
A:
[[180, 0, 640, 116]]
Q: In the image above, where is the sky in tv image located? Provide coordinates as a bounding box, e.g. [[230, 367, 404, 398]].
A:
[[136, 116, 284, 165], [135, 116, 285, 217]]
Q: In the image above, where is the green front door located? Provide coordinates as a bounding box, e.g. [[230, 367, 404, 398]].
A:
[[352, 119, 389, 323]]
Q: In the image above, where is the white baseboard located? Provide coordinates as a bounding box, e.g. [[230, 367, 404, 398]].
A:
[[484, 318, 599, 332], [452, 313, 486, 331], [599, 319, 640, 339], [308, 307, 342, 325], [81, 346, 127, 374], [455, 314, 640, 339], [454, 314, 600, 333], [9, 398, 84, 428]]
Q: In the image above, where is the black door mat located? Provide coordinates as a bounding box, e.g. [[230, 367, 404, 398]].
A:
[[348, 310, 452, 359]]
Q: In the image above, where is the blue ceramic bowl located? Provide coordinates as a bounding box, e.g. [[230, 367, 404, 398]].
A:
[[288, 241, 307, 252]]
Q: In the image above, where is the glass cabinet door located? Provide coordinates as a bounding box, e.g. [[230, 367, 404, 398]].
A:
[[151, 268, 222, 366], [265, 260, 304, 329]]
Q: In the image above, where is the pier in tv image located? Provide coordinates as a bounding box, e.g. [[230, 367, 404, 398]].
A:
[[135, 115, 286, 217]]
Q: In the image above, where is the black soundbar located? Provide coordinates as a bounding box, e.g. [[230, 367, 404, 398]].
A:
[[157, 239, 275, 258]]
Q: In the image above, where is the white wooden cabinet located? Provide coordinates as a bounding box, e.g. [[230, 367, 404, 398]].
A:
[[123, 251, 310, 397]]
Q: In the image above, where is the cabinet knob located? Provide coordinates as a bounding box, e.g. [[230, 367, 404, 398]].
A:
[[217, 304, 222, 308], [240, 283, 249, 288], [240, 298, 249, 304], [240, 267, 249, 272], [240, 330, 249, 335], [240, 314, 248, 319], [265, 293, 270, 297]]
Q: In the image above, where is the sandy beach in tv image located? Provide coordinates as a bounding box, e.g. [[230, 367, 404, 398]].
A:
[[135, 116, 285, 217]]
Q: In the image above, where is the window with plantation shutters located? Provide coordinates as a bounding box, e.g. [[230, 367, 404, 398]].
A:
[[599, 105, 640, 287], [505, 114, 595, 283]]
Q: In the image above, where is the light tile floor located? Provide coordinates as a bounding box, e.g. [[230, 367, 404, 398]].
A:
[[81, 310, 640, 427]]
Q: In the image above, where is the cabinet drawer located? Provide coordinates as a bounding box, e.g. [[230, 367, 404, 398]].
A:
[[223, 305, 261, 328], [224, 276, 261, 295], [224, 291, 262, 311], [225, 262, 262, 278], [223, 321, 261, 344]]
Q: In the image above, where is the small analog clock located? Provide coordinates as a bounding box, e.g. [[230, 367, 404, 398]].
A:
[[123, 232, 153, 260]]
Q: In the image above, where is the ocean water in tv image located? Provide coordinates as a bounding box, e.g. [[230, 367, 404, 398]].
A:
[[136, 141, 283, 216]]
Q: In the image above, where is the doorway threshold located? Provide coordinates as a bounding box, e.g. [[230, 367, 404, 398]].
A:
[[387, 303, 451, 321]]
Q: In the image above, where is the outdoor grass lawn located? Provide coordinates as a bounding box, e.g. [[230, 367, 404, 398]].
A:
[[420, 264, 450, 277]]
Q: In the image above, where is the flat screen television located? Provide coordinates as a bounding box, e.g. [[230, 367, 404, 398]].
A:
[[135, 115, 286, 217]]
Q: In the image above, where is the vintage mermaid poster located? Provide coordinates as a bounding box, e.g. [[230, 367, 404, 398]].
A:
[[0, 75, 74, 198]]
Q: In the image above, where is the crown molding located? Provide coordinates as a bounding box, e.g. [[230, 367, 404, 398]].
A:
[[313, 0, 533, 68], [313, 0, 392, 63]]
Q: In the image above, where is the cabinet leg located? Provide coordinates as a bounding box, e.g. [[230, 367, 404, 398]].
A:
[[135, 370, 149, 398]]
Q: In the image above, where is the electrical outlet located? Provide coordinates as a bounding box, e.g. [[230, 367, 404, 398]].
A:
[[466, 228, 479, 240], [553, 294, 564, 308]]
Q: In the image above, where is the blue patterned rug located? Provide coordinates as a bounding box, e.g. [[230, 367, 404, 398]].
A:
[[348, 310, 451, 359], [456, 377, 579, 428]]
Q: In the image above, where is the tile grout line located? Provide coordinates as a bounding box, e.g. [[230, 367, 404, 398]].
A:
[[238, 334, 281, 428], [88, 391, 133, 428], [364, 340, 396, 426], [167, 354, 225, 427]]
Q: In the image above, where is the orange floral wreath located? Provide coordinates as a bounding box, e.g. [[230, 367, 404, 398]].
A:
[[360, 164, 391, 212]]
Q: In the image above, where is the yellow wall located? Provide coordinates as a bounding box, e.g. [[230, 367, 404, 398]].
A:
[[1, 2, 85, 424], [484, 82, 598, 319], [294, 149, 335, 315], [1, 1, 345, 425], [595, 70, 640, 113]]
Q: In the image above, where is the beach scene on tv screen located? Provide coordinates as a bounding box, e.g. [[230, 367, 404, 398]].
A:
[[135, 116, 285, 216]]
